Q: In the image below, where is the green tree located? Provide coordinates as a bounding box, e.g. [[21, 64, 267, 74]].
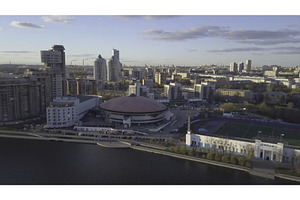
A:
[[207, 153, 215, 160], [287, 102, 294, 109], [174, 146, 180, 153], [220, 102, 235, 113], [221, 155, 229, 163], [180, 146, 186, 155], [238, 157, 246, 166], [169, 146, 175, 152], [188, 149, 194, 156], [214, 154, 221, 161], [202, 154, 206, 159], [245, 160, 252, 168], [230, 156, 237, 165]]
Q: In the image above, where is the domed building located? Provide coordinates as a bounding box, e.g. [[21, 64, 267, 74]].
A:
[[100, 94, 172, 128]]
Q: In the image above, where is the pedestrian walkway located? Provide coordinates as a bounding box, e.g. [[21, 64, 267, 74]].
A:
[[249, 160, 275, 179]]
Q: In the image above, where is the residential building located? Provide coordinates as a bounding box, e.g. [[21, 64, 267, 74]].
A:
[[107, 49, 122, 83], [230, 62, 237, 72], [93, 54, 107, 82], [155, 72, 167, 85], [194, 82, 216, 100], [246, 60, 251, 72], [164, 82, 183, 100], [40, 45, 67, 99]]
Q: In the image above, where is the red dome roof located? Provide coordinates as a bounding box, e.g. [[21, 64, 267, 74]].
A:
[[100, 95, 167, 114]]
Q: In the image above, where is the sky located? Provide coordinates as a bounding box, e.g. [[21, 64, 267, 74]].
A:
[[1, 2, 300, 67]]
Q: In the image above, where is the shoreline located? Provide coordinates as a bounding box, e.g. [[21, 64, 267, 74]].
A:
[[0, 131, 300, 183]]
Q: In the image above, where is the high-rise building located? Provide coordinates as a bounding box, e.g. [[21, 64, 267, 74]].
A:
[[93, 54, 107, 82], [194, 82, 216, 100], [41, 45, 67, 99], [0, 78, 46, 123], [246, 60, 251, 72], [107, 49, 121, 83], [155, 72, 167, 85], [229, 62, 237, 72], [238, 62, 244, 72], [164, 82, 183, 100]]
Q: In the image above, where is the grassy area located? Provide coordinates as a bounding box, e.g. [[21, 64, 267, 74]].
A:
[[284, 139, 300, 146]]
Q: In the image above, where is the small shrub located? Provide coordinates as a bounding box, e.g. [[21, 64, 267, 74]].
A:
[[188, 149, 194, 156], [221, 155, 229, 163], [180, 146, 186, 155], [174, 146, 180, 153], [207, 153, 215, 160], [202, 154, 206, 159], [230, 156, 237, 165], [215, 154, 221, 161], [169, 146, 175, 152], [238, 157, 246, 166], [245, 160, 252, 168]]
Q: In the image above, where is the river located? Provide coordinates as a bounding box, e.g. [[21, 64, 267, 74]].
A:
[[0, 137, 297, 185]]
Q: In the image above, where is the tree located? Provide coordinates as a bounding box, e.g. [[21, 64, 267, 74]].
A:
[[245, 160, 252, 168], [202, 154, 206, 159], [287, 102, 294, 109], [214, 154, 221, 161], [238, 157, 246, 166], [180, 146, 186, 155], [207, 153, 215, 160], [169, 146, 175, 152], [230, 156, 237, 165], [174, 146, 180, 153], [220, 102, 235, 113], [221, 155, 229, 163], [188, 149, 194, 156]]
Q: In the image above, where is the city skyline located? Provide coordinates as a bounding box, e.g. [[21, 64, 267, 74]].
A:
[[1, 15, 300, 67]]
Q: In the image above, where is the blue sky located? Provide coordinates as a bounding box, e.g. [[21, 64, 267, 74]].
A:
[[1, 14, 300, 67]]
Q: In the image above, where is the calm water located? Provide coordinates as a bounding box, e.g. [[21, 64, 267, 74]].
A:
[[0, 137, 297, 185]]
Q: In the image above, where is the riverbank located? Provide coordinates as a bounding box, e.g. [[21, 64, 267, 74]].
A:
[[1, 130, 300, 183]]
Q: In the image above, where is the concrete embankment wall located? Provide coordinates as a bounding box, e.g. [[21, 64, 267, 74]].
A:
[[130, 145, 249, 173]]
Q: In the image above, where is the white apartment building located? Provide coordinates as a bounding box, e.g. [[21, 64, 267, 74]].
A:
[[46, 95, 100, 128]]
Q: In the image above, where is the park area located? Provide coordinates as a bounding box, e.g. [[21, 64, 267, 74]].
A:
[[191, 119, 300, 147]]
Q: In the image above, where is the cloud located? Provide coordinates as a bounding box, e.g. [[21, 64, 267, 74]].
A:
[[208, 47, 266, 53], [188, 49, 197, 52], [10, 21, 44, 29], [143, 25, 300, 45], [143, 25, 227, 41], [225, 29, 300, 45], [41, 15, 73, 24], [271, 46, 300, 54], [0, 27, 2, 31]]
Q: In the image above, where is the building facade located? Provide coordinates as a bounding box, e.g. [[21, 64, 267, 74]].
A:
[[93, 54, 107, 82], [0, 78, 46, 123], [46, 95, 100, 128], [107, 49, 121, 83], [40, 45, 67, 100]]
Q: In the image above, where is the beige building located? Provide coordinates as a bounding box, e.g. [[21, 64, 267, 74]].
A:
[[216, 88, 254, 102]]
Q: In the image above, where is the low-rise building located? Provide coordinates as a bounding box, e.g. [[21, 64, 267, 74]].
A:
[[216, 88, 254, 102], [46, 95, 100, 128]]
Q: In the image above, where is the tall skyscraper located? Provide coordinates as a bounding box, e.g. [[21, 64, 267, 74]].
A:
[[229, 62, 237, 72], [246, 60, 252, 72], [107, 49, 121, 83], [41, 45, 67, 99], [93, 54, 107, 81]]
